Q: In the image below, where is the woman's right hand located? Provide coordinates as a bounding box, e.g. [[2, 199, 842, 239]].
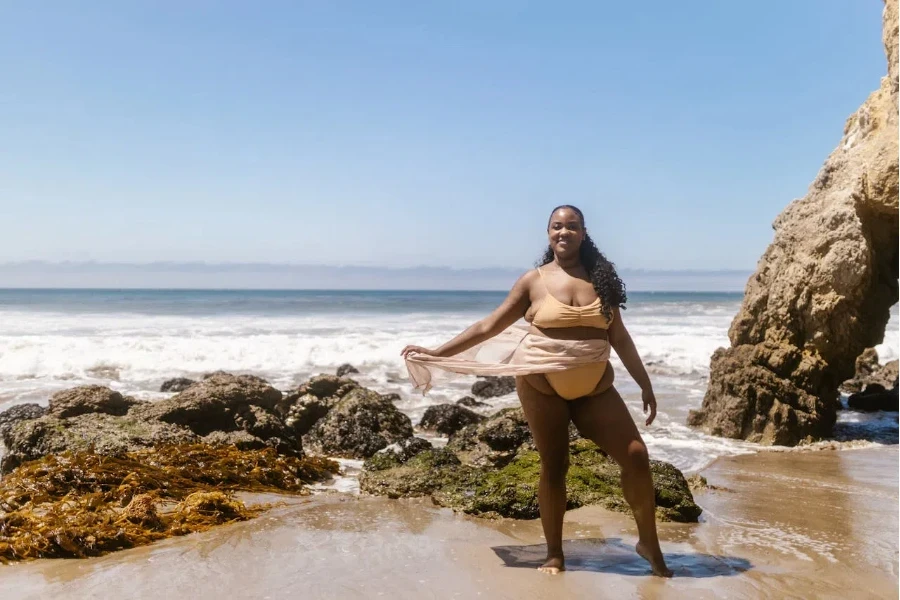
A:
[[401, 345, 437, 359]]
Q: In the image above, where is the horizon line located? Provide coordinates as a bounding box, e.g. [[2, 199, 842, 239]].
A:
[[0, 286, 748, 293], [0, 260, 754, 275]]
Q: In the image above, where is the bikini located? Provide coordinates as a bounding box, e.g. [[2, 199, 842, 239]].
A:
[[529, 267, 612, 400]]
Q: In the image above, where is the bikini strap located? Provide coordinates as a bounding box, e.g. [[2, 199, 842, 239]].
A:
[[536, 267, 549, 291]]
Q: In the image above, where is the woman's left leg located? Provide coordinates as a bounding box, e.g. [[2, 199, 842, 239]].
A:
[[568, 385, 673, 577]]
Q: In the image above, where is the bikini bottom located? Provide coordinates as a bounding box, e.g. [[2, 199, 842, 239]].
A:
[[529, 361, 609, 400]]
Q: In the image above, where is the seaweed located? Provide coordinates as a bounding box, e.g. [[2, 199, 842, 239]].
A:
[[0, 444, 339, 562]]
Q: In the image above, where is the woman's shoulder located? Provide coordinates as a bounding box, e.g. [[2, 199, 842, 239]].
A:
[[509, 269, 541, 293]]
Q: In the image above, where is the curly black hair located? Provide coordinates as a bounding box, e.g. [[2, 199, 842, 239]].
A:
[[536, 204, 627, 321]]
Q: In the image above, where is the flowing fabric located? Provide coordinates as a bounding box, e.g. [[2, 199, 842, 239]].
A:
[[405, 322, 611, 394]]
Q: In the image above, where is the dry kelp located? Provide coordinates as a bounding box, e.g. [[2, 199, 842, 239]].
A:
[[0, 444, 338, 562]]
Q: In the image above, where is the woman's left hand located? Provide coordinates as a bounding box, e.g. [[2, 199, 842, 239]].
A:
[[642, 389, 658, 426]]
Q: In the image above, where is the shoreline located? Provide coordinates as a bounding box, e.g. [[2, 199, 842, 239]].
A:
[[1, 444, 895, 600]]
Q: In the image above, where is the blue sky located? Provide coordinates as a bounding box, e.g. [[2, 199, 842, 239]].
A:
[[0, 1, 888, 271]]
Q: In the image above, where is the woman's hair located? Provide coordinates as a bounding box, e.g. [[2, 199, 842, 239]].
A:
[[536, 204, 627, 321]]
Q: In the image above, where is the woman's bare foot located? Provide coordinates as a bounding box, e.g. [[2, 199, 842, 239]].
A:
[[635, 541, 673, 577], [537, 555, 565, 574]]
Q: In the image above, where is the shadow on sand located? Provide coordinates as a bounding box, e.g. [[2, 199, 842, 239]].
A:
[[491, 538, 752, 578]]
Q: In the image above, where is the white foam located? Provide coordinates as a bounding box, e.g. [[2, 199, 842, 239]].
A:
[[1, 301, 897, 475]]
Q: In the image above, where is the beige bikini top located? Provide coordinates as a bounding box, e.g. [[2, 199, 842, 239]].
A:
[[530, 267, 611, 329]]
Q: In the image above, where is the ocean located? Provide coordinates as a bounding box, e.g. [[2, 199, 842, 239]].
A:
[[0, 289, 897, 474]]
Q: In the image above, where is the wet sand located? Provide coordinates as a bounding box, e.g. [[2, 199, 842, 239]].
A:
[[1, 446, 897, 600]]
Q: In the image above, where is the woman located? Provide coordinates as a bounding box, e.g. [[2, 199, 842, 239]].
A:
[[401, 205, 672, 577]]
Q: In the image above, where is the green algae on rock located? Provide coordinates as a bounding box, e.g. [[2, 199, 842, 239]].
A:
[[360, 439, 701, 523]]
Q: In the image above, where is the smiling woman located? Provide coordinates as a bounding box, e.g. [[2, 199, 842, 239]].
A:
[[402, 205, 673, 577]]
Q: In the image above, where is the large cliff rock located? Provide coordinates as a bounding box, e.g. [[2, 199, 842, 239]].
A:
[[688, 0, 899, 445]]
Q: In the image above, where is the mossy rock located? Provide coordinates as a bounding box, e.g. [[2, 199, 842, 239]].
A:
[[360, 439, 702, 523]]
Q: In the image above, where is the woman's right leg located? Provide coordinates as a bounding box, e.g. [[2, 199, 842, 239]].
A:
[[569, 385, 672, 577], [516, 375, 572, 575]]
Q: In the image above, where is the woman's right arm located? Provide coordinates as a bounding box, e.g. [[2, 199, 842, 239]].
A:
[[401, 271, 534, 359]]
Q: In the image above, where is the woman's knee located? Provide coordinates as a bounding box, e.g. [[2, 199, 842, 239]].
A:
[[622, 440, 650, 474], [539, 450, 570, 478]]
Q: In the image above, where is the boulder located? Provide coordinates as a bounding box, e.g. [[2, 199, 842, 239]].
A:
[[471, 376, 516, 399], [336, 364, 360, 377], [133, 373, 297, 453], [456, 396, 489, 408], [202, 430, 269, 451], [360, 439, 701, 523], [303, 388, 413, 458], [279, 375, 359, 415], [364, 437, 434, 471], [160, 377, 197, 393], [848, 383, 899, 411], [47, 385, 141, 419], [283, 393, 338, 438], [1, 413, 197, 475], [448, 407, 580, 467], [841, 348, 882, 393], [0, 404, 47, 437], [688, 1, 899, 445], [418, 404, 485, 436], [842, 351, 899, 394], [135, 373, 284, 436]]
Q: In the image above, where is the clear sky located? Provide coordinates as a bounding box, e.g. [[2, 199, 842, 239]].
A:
[[0, 1, 888, 271]]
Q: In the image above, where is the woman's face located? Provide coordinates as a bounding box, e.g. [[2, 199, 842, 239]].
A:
[[547, 207, 585, 259]]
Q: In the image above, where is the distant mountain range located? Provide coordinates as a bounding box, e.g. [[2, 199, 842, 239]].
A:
[[0, 261, 752, 292]]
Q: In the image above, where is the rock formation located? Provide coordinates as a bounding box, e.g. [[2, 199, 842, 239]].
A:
[[471, 376, 516, 398], [0, 373, 418, 474], [418, 403, 485, 436], [361, 412, 701, 523], [688, 0, 899, 445]]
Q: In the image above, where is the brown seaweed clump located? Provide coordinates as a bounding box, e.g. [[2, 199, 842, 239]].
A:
[[0, 444, 338, 562]]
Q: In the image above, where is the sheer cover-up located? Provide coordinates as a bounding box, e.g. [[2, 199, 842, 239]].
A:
[[404, 322, 611, 394]]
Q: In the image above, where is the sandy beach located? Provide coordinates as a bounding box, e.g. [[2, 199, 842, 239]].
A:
[[2, 445, 895, 600]]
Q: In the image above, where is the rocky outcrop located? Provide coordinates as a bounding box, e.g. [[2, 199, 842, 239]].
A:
[[47, 385, 140, 419], [471, 376, 516, 398], [1, 375, 298, 474], [0, 373, 415, 475], [1, 413, 197, 474], [160, 377, 196, 393], [360, 438, 701, 523], [688, 0, 899, 445], [303, 387, 413, 458], [418, 404, 485, 436]]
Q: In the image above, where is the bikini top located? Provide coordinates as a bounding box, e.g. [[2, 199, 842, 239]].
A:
[[530, 267, 612, 330]]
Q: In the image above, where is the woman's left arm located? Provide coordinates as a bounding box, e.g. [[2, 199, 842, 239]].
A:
[[607, 307, 657, 425]]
